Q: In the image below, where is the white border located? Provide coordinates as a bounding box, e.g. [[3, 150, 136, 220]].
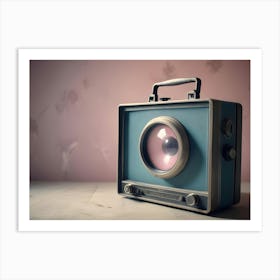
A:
[[18, 48, 261, 231]]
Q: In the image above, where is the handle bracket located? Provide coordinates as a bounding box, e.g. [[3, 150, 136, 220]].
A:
[[149, 77, 201, 102]]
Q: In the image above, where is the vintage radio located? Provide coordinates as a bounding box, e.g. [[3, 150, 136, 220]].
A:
[[118, 78, 242, 214]]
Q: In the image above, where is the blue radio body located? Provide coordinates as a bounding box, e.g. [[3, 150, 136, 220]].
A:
[[118, 78, 242, 214]]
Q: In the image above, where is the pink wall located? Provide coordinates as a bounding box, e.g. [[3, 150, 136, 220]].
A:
[[30, 60, 250, 182]]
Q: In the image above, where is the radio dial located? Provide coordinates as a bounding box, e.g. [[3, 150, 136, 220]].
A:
[[185, 193, 199, 207]]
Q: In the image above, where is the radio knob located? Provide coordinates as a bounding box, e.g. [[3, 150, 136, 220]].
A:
[[223, 145, 236, 161], [222, 119, 233, 137], [185, 193, 199, 207], [123, 184, 133, 194]]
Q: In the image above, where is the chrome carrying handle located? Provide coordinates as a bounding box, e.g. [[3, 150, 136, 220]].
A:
[[149, 77, 201, 102]]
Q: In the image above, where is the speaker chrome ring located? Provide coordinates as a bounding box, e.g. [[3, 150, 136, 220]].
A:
[[139, 116, 189, 179]]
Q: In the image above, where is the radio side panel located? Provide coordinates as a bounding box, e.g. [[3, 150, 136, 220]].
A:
[[210, 100, 242, 211]]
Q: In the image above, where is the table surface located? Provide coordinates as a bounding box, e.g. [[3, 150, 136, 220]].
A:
[[30, 181, 250, 220]]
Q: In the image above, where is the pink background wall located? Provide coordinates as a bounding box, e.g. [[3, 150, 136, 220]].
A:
[[30, 60, 250, 182]]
